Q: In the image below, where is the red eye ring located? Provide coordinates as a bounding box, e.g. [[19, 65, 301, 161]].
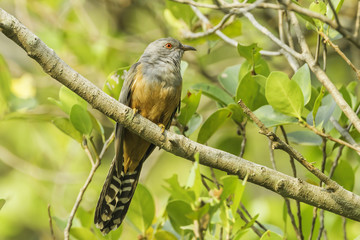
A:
[[165, 43, 173, 49]]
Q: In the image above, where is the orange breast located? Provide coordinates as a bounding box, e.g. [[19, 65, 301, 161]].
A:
[[122, 68, 181, 173]]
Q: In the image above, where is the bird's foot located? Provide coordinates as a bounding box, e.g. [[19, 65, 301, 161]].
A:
[[131, 108, 138, 119], [158, 123, 166, 134]]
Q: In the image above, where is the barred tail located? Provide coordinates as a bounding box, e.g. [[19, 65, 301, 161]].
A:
[[94, 160, 141, 235]]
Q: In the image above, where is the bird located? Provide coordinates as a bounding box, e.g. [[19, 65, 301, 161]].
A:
[[94, 37, 196, 234]]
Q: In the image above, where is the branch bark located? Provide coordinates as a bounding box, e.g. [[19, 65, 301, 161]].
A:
[[1, 8, 360, 222]]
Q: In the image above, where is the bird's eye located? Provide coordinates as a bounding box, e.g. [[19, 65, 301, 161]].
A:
[[165, 43, 173, 49]]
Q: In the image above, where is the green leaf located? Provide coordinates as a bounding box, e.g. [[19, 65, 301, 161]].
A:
[[178, 90, 202, 125], [309, 1, 327, 29], [197, 108, 232, 144], [126, 184, 155, 233], [253, 105, 298, 127], [260, 230, 283, 240], [239, 59, 270, 79], [70, 104, 93, 136], [186, 153, 202, 198], [237, 43, 261, 64], [227, 103, 243, 125], [218, 65, 241, 96], [103, 67, 128, 100], [52, 117, 83, 142], [154, 230, 178, 240], [221, 175, 246, 216], [184, 113, 202, 137], [166, 0, 194, 25], [286, 131, 322, 146], [0, 199, 5, 211], [164, 175, 195, 203], [265, 71, 304, 119], [292, 64, 311, 105], [166, 200, 193, 234], [312, 86, 326, 126], [59, 86, 87, 115], [236, 72, 259, 110], [191, 83, 234, 106], [88, 112, 105, 142], [70, 227, 97, 240]]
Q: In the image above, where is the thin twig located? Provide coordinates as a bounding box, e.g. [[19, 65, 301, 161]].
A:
[[183, 13, 234, 39], [188, 4, 280, 56], [242, 11, 303, 60], [64, 132, 115, 240], [309, 207, 318, 240], [342, 217, 347, 240], [48, 204, 56, 240], [319, 31, 360, 80], [302, 122, 360, 153], [280, 126, 303, 240], [268, 138, 277, 170], [284, 199, 302, 240], [240, 202, 268, 232], [317, 209, 326, 240], [238, 100, 338, 188], [354, 2, 360, 38], [279, 0, 360, 48], [237, 209, 263, 237], [328, 0, 340, 28]]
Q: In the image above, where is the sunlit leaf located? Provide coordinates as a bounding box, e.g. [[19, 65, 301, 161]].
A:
[[265, 71, 304, 119], [197, 108, 232, 144], [236, 72, 259, 110], [312, 86, 326, 126], [59, 86, 87, 115], [164, 175, 195, 203], [237, 43, 261, 64], [186, 153, 202, 198], [70, 104, 93, 136], [178, 90, 202, 125], [292, 64, 311, 105], [103, 66, 128, 100], [52, 117, 82, 142]]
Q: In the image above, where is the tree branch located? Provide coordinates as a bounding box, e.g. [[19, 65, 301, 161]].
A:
[[1, 7, 360, 222]]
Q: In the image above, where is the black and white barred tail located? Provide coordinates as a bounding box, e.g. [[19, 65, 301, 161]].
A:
[[94, 160, 141, 235]]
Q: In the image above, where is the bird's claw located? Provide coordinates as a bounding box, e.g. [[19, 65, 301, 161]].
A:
[[131, 108, 138, 120], [158, 123, 166, 134]]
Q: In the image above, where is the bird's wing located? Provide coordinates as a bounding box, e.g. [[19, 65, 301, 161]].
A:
[[94, 62, 141, 234]]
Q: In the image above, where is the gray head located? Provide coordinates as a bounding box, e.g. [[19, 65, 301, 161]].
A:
[[139, 37, 196, 66]]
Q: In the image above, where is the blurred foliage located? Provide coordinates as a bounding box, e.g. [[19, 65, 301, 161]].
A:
[[0, 0, 360, 239]]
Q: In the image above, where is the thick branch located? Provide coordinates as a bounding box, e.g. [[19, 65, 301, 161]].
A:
[[1, 8, 360, 222]]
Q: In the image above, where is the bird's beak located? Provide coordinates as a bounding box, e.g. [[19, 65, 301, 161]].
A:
[[181, 44, 196, 51]]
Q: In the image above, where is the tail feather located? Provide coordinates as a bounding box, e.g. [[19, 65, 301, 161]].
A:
[[94, 161, 142, 234]]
